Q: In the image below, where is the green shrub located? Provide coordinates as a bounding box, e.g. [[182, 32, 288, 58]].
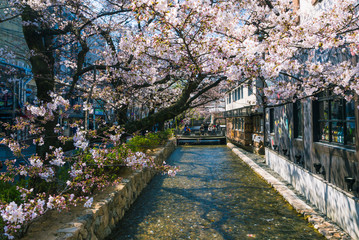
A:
[[127, 135, 157, 152], [127, 130, 173, 152], [0, 182, 22, 205], [156, 129, 173, 144]]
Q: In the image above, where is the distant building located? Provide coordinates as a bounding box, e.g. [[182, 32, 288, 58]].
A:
[[224, 80, 264, 154], [0, 0, 35, 123]]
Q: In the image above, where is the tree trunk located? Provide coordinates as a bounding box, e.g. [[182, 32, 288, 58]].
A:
[[22, 5, 57, 158], [116, 105, 129, 125], [124, 79, 202, 133]]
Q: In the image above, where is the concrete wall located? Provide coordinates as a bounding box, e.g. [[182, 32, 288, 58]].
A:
[[23, 140, 176, 240], [266, 148, 359, 240], [265, 100, 359, 197]]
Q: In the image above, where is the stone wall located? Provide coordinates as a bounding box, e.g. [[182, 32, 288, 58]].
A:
[[266, 148, 359, 240], [229, 143, 351, 239], [22, 139, 176, 240]]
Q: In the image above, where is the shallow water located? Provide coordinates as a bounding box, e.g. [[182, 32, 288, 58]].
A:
[[107, 146, 324, 240]]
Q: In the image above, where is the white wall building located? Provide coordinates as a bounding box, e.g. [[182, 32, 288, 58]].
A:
[[225, 84, 258, 111]]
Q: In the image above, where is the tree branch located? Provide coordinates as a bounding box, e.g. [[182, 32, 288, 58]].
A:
[[0, 14, 21, 23], [74, 63, 131, 78], [79, 9, 131, 31], [187, 76, 226, 105], [279, 71, 303, 82]]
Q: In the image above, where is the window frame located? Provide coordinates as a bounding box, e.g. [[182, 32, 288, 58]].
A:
[[235, 117, 244, 132], [293, 100, 303, 139], [241, 118, 244, 132], [269, 108, 275, 134], [314, 92, 356, 147], [248, 85, 253, 96], [253, 116, 264, 133]]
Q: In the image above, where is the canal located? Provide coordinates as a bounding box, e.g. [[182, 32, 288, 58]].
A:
[[107, 146, 324, 240]]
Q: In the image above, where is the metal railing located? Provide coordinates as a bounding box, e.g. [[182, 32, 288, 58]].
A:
[[174, 128, 226, 137]]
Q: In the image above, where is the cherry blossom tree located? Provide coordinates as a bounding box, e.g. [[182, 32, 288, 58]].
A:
[[2, 0, 232, 136], [214, 0, 359, 105], [1, 0, 358, 132], [1, 0, 359, 238]]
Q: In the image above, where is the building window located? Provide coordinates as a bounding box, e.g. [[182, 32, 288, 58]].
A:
[[253, 116, 258, 133], [315, 91, 356, 146], [235, 117, 244, 131], [294, 101, 303, 138], [0, 89, 14, 110], [269, 108, 274, 133], [241, 86, 244, 99], [228, 92, 231, 104], [253, 116, 264, 133], [248, 85, 253, 96]]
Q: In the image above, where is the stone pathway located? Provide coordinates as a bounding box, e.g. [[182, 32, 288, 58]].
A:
[[227, 143, 352, 240]]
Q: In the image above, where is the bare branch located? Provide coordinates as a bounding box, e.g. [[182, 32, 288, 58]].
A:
[[0, 14, 21, 23], [187, 76, 226, 105], [79, 9, 131, 31]]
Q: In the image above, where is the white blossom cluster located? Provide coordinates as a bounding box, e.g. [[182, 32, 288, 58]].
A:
[[49, 147, 66, 166], [125, 152, 153, 168], [73, 130, 89, 150]]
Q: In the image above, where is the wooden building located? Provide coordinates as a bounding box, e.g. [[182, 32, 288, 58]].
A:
[[224, 81, 264, 154]]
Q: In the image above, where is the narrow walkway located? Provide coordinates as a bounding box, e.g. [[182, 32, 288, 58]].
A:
[[107, 146, 325, 240]]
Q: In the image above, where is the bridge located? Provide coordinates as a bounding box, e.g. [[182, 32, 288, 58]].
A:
[[175, 134, 226, 145]]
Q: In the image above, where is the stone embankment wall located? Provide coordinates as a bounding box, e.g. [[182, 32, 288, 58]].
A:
[[228, 143, 353, 240], [22, 140, 176, 240], [265, 148, 359, 240]]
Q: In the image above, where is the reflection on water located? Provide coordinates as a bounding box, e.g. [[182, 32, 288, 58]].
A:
[[107, 146, 324, 240]]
